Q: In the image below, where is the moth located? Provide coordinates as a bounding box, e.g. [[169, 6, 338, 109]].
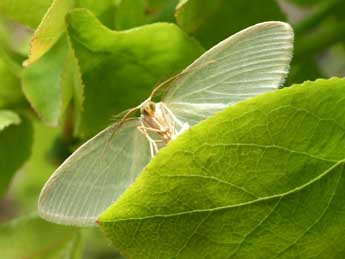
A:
[[38, 21, 294, 226]]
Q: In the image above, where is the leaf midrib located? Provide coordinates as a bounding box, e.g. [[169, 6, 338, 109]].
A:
[[101, 159, 344, 223]]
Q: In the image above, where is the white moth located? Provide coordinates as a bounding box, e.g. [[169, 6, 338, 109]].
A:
[[38, 22, 294, 226]]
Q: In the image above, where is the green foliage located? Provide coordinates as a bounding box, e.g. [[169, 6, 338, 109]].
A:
[[0, 24, 26, 108], [0, 110, 20, 130], [26, 0, 74, 65], [0, 112, 32, 196], [176, 0, 286, 48], [0, 0, 53, 28], [99, 78, 345, 258], [22, 37, 71, 126], [114, 0, 179, 30], [0, 215, 81, 259], [1, 0, 345, 258], [0, 57, 24, 108]]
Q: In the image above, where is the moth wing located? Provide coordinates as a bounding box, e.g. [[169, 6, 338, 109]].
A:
[[162, 21, 294, 125], [38, 118, 150, 226]]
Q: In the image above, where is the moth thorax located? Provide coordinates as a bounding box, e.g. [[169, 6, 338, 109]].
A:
[[140, 101, 156, 117]]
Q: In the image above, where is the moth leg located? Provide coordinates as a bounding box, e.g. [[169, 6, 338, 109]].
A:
[[139, 125, 167, 134], [137, 124, 160, 157], [160, 104, 176, 136], [160, 102, 184, 128]]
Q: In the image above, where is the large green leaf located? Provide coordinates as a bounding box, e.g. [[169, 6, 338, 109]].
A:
[[26, 0, 74, 65], [0, 112, 32, 196], [67, 8, 204, 137], [99, 78, 345, 258], [176, 0, 286, 48], [0, 215, 81, 259], [22, 36, 71, 126], [114, 0, 178, 30], [0, 0, 53, 29]]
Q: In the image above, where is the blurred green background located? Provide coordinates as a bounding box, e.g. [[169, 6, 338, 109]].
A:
[[0, 0, 344, 258]]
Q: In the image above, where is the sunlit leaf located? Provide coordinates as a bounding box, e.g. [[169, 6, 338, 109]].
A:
[[0, 110, 20, 131], [99, 78, 345, 258], [26, 0, 74, 65], [26, 0, 116, 65]]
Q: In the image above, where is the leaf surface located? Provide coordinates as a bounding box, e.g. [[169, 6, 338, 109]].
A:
[[0, 57, 24, 108], [26, 0, 74, 65], [0, 215, 81, 259], [22, 36, 71, 126], [0, 112, 32, 196], [0, 24, 26, 108], [114, 0, 178, 30], [0, 110, 20, 130], [0, 0, 53, 28], [176, 0, 286, 48], [67, 8, 204, 137], [26, 0, 116, 65], [99, 78, 345, 258]]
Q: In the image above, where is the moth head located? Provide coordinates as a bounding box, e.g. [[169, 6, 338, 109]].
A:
[[141, 101, 156, 117]]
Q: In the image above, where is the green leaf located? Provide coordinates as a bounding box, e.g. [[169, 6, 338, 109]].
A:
[[0, 215, 81, 259], [0, 110, 20, 130], [26, 0, 74, 65], [0, 112, 32, 196], [22, 36, 72, 126], [99, 78, 345, 258], [78, 0, 116, 28], [67, 8, 204, 137], [0, 56, 25, 108], [0, 0, 53, 29], [26, 0, 116, 65], [176, 0, 286, 48], [114, 0, 179, 30]]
